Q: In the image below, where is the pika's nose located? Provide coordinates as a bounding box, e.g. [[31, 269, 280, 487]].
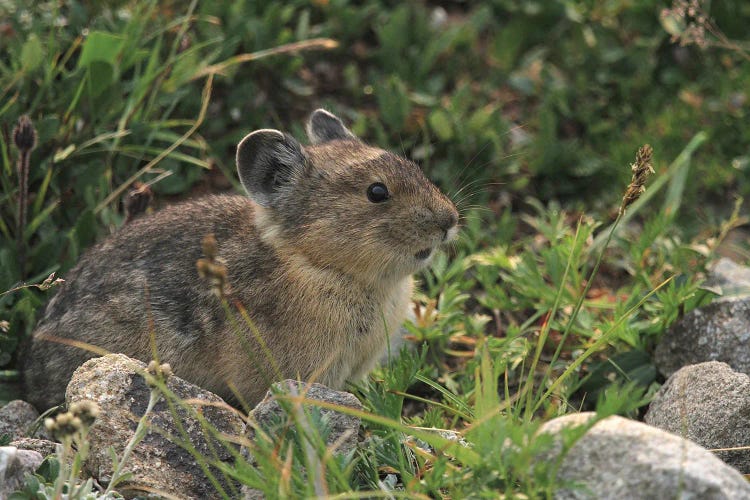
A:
[[440, 210, 458, 231], [436, 207, 459, 239]]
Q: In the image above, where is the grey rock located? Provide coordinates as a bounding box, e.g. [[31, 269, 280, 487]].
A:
[[704, 258, 750, 300], [645, 361, 750, 474], [241, 380, 363, 500], [0, 446, 44, 498], [537, 413, 750, 499], [0, 400, 44, 440], [66, 354, 245, 499], [9, 437, 59, 459], [378, 309, 417, 365], [242, 487, 265, 500], [250, 379, 363, 456], [407, 429, 469, 456], [654, 297, 750, 377]]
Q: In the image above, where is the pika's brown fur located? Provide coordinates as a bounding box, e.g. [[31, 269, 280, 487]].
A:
[[23, 110, 458, 410]]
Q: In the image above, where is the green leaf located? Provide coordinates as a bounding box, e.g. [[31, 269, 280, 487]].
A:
[[659, 11, 686, 38], [86, 61, 114, 97], [467, 106, 495, 134], [578, 350, 655, 394], [375, 76, 411, 131], [428, 109, 453, 141], [24, 201, 59, 240], [163, 50, 200, 92], [78, 31, 125, 68], [72, 208, 97, 251], [36, 456, 61, 483], [662, 133, 706, 220], [376, 5, 410, 62], [20, 34, 44, 72], [0, 248, 18, 290]]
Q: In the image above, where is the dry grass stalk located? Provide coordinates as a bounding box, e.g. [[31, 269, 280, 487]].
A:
[[12, 114, 37, 274], [196, 233, 230, 298], [620, 144, 654, 215]]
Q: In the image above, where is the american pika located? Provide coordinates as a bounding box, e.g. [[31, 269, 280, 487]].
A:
[[23, 110, 459, 410]]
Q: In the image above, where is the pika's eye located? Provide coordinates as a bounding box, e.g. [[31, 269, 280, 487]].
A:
[[367, 182, 389, 203]]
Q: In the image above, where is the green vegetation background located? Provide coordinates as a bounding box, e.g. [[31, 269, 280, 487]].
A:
[[1, 0, 750, 496]]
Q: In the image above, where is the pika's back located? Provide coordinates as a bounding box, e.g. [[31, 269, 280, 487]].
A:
[[24, 109, 459, 411], [40, 195, 261, 324]]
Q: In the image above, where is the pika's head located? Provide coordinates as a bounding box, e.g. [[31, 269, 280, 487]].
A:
[[236, 109, 458, 282]]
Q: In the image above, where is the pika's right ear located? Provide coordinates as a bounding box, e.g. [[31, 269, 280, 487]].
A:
[[306, 109, 356, 144], [236, 129, 306, 207]]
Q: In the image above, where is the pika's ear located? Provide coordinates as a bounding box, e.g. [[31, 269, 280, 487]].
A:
[[236, 129, 306, 207], [306, 109, 356, 144]]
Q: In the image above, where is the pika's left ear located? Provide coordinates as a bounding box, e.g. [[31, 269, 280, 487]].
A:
[[236, 129, 307, 207], [306, 109, 356, 144]]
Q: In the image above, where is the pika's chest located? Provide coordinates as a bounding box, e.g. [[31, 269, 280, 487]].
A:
[[295, 280, 409, 342], [320, 278, 412, 383], [235, 252, 413, 386]]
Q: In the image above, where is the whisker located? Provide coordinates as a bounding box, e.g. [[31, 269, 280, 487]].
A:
[[450, 177, 488, 199], [447, 140, 493, 186]]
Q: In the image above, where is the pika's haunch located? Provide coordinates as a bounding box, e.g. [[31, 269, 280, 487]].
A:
[[23, 110, 459, 410]]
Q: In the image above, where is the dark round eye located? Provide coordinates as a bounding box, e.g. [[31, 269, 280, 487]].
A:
[[367, 182, 389, 203]]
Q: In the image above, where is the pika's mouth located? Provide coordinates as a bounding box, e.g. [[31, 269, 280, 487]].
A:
[[414, 248, 432, 260]]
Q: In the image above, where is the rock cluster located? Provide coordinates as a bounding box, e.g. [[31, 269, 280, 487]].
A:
[[538, 413, 750, 499], [65, 354, 245, 499], [646, 258, 750, 476], [5, 354, 364, 499], [250, 379, 363, 456], [654, 257, 750, 377], [0, 400, 46, 441], [654, 297, 750, 377], [0, 446, 44, 498], [645, 361, 750, 474]]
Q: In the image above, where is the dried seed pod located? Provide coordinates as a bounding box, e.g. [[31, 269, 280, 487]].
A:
[[124, 181, 154, 223], [12, 115, 37, 152]]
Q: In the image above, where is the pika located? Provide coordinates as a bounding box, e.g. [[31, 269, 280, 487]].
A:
[[23, 110, 459, 410]]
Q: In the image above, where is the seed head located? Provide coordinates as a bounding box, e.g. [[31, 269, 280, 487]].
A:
[[660, 0, 712, 49], [12, 115, 37, 152], [44, 417, 55, 433], [45, 410, 83, 440], [69, 400, 100, 427], [620, 144, 654, 215], [197, 233, 230, 298], [38, 272, 65, 291], [124, 181, 154, 223], [146, 360, 174, 387], [201, 233, 218, 260], [148, 361, 173, 378]]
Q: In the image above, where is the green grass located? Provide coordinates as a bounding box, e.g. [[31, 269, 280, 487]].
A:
[[2, 0, 750, 497]]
